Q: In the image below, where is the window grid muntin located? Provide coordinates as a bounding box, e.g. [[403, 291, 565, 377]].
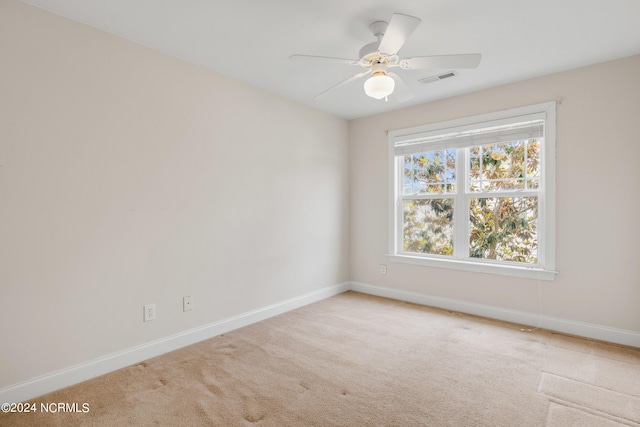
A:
[[396, 138, 543, 267], [402, 150, 456, 196], [468, 139, 541, 193]]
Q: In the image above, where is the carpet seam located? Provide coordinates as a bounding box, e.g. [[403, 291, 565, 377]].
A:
[[546, 398, 640, 427], [540, 370, 640, 398]]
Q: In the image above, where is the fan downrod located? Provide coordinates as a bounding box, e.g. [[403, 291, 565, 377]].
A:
[[359, 20, 398, 67]]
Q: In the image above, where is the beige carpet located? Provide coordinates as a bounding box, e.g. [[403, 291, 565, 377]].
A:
[[2, 291, 639, 426]]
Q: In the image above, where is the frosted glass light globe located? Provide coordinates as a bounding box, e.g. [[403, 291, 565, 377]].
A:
[[364, 74, 395, 99]]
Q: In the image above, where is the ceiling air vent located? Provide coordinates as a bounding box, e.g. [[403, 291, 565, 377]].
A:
[[419, 71, 457, 84]]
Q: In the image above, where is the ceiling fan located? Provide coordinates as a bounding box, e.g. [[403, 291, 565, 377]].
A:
[[290, 13, 481, 101]]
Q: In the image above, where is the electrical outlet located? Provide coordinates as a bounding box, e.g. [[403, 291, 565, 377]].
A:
[[144, 304, 156, 322], [183, 295, 193, 312], [380, 264, 388, 275]]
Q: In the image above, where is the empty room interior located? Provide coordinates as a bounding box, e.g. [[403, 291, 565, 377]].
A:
[[1, 0, 639, 425]]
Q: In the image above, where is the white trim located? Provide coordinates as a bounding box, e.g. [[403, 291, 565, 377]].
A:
[[388, 254, 557, 281], [388, 101, 557, 277], [388, 102, 553, 141], [388, 137, 400, 256], [3, 280, 638, 404], [0, 283, 349, 404], [393, 118, 545, 155], [349, 282, 640, 348]]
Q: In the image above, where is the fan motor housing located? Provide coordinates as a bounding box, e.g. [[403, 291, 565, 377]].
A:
[[359, 42, 399, 68], [359, 20, 399, 67], [359, 21, 388, 63], [359, 41, 381, 63]]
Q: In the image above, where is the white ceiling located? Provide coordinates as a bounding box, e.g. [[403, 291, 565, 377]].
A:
[[22, 0, 640, 120]]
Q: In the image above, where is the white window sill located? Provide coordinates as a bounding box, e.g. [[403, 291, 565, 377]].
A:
[[387, 254, 557, 281]]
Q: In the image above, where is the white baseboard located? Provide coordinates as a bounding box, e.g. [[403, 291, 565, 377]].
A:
[[0, 282, 349, 404], [3, 280, 638, 404], [348, 281, 640, 348]]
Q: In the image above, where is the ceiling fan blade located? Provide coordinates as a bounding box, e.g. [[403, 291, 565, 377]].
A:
[[289, 54, 359, 66], [388, 72, 414, 103], [377, 13, 421, 55], [314, 71, 371, 99], [402, 54, 482, 70]]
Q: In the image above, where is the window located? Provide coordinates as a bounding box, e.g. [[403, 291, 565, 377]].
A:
[[388, 102, 556, 280]]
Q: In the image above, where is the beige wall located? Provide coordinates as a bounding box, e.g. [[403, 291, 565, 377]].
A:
[[0, 1, 349, 388], [2, 0, 639, 396], [350, 54, 640, 332]]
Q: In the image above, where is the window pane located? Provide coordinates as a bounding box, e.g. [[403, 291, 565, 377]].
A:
[[402, 150, 456, 195], [403, 199, 454, 255], [469, 140, 541, 192], [469, 197, 538, 264], [526, 139, 541, 189]]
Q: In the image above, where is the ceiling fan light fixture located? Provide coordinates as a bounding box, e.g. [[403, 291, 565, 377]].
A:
[[290, 13, 481, 102], [364, 72, 395, 99]]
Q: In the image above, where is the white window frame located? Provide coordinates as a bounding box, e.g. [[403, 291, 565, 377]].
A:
[[387, 102, 557, 281]]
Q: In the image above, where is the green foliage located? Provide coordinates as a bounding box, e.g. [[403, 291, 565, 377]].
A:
[[469, 197, 538, 263], [403, 139, 540, 264], [403, 199, 453, 255], [403, 150, 456, 195]]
